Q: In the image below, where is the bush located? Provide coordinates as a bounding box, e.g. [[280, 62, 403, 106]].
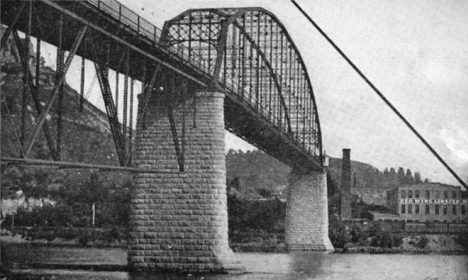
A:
[[392, 234, 404, 248], [349, 224, 368, 243], [370, 231, 403, 249], [228, 196, 286, 234], [329, 218, 349, 249], [415, 235, 429, 249], [454, 233, 468, 253]]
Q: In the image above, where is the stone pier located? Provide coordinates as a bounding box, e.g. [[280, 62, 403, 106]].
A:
[[285, 170, 334, 251], [129, 91, 243, 273]]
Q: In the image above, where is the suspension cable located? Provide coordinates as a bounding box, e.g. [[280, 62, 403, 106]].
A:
[[291, 0, 467, 189]]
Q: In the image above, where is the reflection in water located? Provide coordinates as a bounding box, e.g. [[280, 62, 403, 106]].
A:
[[289, 252, 325, 279], [5, 248, 468, 280]]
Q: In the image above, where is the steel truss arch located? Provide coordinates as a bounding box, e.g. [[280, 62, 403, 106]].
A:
[[163, 7, 322, 161]]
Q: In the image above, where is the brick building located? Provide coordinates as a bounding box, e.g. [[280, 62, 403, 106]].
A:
[[387, 183, 468, 223]]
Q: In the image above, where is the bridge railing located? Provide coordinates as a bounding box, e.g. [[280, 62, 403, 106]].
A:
[[87, 0, 210, 75]]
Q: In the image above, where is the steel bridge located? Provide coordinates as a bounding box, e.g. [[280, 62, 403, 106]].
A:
[[1, 0, 323, 172]]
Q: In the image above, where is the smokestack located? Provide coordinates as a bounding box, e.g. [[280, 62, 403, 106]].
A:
[[341, 148, 352, 220]]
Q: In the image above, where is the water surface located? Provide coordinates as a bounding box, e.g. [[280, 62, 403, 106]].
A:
[[5, 245, 468, 280]]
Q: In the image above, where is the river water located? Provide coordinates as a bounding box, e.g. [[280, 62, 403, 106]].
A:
[[4, 245, 468, 280]]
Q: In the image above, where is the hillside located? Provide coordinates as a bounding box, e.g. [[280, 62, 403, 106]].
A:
[[0, 31, 130, 200], [227, 149, 392, 196], [1, 65, 117, 165]]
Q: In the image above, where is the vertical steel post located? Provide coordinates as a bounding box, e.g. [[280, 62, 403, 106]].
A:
[[129, 78, 134, 160], [20, 1, 33, 150], [80, 55, 85, 112], [188, 15, 192, 62], [255, 12, 261, 111], [236, 25, 241, 93], [279, 31, 284, 129], [56, 14, 64, 160], [142, 62, 147, 94], [115, 73, 119, 116], [223, 31, 227, 85], [181, 81, 186, 172], [241, 15, 246, 100], [268, 21, 273, 118], [208, 13, 212, 72], [137, 16, 140, 36], [301, 74, 306, 147], [123, 48, 129, 159], [294, 60, 299, 139], [287, 47, 293, 134], [35, 38, 41, 87], [20, 64, 28, 148], [106, 41, 110, 76]]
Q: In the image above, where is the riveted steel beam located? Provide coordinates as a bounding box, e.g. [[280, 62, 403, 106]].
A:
[[12, 30, 58, 160], [24, 25, 88, 158], [0, 3, 25, 52]]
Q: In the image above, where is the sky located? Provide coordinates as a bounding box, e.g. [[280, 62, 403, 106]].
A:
[[109, 0, 468, 186], [43, 0, 465, 187]]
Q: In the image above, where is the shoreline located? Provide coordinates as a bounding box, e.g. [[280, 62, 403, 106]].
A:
[[2, 238, 465, 256]]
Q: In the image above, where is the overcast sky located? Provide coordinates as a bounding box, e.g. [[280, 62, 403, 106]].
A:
[[112, 0, 468, 186]]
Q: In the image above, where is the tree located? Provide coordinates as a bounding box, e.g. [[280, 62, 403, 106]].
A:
[[405, 169, 414, 184], [414, 172, 422, 183], [383, 168, 389, 176], [397, 167, 405, 184]]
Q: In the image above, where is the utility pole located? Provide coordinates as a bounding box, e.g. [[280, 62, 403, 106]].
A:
[[92, 203, 95, 227]]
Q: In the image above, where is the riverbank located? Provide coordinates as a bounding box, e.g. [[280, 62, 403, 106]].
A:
[[1, 233, 466, 255], [2, 227, 467, 255], [340, 234, 468, 255]]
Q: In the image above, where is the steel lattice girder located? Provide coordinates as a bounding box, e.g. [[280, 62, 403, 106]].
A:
[[162, 7, 322, 162]]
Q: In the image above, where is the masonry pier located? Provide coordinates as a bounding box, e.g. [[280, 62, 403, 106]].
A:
[[129, 91, 243, 273], [286, 170, 334, 251]]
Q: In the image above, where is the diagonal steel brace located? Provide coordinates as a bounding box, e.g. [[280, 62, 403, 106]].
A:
[[87, 33, 126, 166], [136, 63, 161, 129], [24, 25, 88, 157], [12, 30, 58, 160], [0, 3, 26, 52]]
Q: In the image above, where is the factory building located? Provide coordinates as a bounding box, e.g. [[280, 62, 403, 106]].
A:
[[387, 183, 468, 223]]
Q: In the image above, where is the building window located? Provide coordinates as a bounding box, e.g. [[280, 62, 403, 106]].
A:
[[435, 205, 440, 215], [415, 204, 420, 214], [415, 190, 420, 198], [408, 190, 413, 198], [401, 190, 406, 198], [425, 204, 430, 214], [401, 204, 406, 214], [425, 190, 430, 199], [435, 191, 440, 199], [408, 204, 413, 214], [462, 205, 467, 216], [444, 191, 448, 199], [452, 191, 457, 199], [452, 205, 457, 215], [443, 205, 448, 215]]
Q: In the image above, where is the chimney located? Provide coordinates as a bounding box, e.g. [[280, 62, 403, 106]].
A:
[[341, 148, 352, 220]]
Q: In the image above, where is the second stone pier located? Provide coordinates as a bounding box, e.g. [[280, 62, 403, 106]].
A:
[[285, 170, 334, 251]]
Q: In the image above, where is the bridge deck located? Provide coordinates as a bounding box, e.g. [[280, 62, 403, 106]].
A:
[[1, 0, 322, 172]]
